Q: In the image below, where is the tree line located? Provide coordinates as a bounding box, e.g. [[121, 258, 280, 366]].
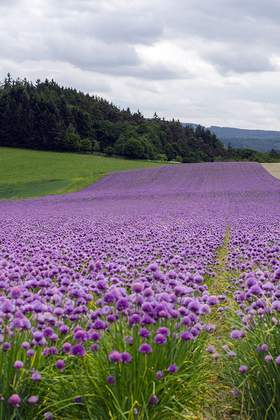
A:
[[0, 75, 279, 162]]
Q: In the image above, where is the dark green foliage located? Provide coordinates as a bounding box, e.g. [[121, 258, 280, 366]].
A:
[[226, 145, 280, 162], [63, 124, 81, 151], [0, 75, 230, 162]]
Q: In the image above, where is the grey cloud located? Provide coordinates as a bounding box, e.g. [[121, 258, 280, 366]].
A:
[[103, 63, 186, 80], [90, 12, 163, 45], [48, 36, 139, 71], [1, 0, 280, 129], [162, 0, 280, 74], [204, 48, 274, 74]]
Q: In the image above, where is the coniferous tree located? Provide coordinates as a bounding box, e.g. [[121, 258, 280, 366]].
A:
[[0, 75, 235, 162]]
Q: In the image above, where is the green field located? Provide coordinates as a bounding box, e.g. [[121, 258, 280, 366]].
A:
[[0, 147, 164, 199]]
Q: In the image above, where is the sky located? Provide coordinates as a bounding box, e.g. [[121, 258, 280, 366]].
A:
[[1, 0, 280, 129]]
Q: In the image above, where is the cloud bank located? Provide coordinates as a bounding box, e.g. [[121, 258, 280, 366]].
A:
[[1, 0, 280, 129]]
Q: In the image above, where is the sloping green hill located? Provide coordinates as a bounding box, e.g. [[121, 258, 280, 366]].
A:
[[0, 147, 164, 199], [0, 77, 227, 163]]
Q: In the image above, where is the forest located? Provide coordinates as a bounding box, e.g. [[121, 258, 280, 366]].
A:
[[0, 75, 279, 162]]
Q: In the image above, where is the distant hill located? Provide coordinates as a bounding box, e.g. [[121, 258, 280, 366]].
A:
[[209, 126, 280, 152], [0, 76, 226, 163], [183, 124, 280, 152]]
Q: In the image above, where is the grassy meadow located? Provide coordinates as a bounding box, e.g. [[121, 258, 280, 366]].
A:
[[0, 147, 164, 199]]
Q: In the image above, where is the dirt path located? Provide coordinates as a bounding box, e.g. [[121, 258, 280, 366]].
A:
[[262, 163, 280, 180]]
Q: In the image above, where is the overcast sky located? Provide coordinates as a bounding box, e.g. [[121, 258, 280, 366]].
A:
[[1, 0, 280, 129]]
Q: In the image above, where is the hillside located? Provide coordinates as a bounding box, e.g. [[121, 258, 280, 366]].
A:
[[209, 126, 280, 152], [0, 147, 163, 199], [0, 76, 226, 163]]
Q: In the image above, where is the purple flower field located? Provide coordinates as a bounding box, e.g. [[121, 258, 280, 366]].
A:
[[0, 162, 279, 419]]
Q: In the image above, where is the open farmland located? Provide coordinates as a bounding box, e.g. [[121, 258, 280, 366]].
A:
[[0, 162, 280, 419], [0, 147, 164, 199]]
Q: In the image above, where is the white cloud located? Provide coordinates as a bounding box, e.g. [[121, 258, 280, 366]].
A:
[[0, 0, 280, 129]]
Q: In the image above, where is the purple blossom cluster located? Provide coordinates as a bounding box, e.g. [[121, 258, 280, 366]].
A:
[[0, 162, 279, 416], [228, 220, 280, 318]]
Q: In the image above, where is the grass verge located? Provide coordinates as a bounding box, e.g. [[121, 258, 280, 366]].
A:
[[200, 228, 241, 419], [0, 147, 165, 199]]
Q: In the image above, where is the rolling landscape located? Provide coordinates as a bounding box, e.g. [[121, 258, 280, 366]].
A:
[[185, 124, 280, 153], [1, 1, 280, 419], [209, 126, 280, 152]]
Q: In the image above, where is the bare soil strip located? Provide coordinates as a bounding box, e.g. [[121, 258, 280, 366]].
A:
[[262, 163, 280, 180]]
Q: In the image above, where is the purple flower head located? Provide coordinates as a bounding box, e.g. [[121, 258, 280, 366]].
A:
[[116, 298, 129, 311], [43, 327, 53, 338], [272, 300, 280, 312], [230, 329, 245, 340], [149, 394, 159, 406], [92, 319, 107, 330], [167, 364, 178, 373], [129, 314, 141, 325], [62, 342, 72, 353], [43, 412, 54, 420], [11, 286, 22, 299], [8, 394, 21, 407], [27, 349, 35, 357], [156, 370, 164, 380], [188, 300, 200, 313], [104, 292, 115, 304], [90, 331, 101, 341], [239, 365, 248, 374], [31, 371, 42, 382], [59, 325, 69, 334], [156, 327, 169, 336], [259, 343, 269, 352], [21, 341, 30, 350], [148, 263, 158, 272], [56, 359, 65, 370], [206, 345, 216, 353], [121, 352, 132, 363], [71, 344, 86, 357], [106, 375, 116, 385], [154, 333, 167, 345], [275, 355, 280, 365], [14, 360, 24, 369], [139, 328, 150, 338], [109, 351, 122, 363], [132, 282, 144, 293], [28, 395, 39, 405], [181, 331, 193, 341], [2, 342, 11, 351], [274, 268, 280, 280], [91, 343, 99, 352], [208, 296, 218, 306], [139, 343, 152, 354], [74, 329, 88, 342], [33, 331, 43, 342], [48, 346, 58, 355]]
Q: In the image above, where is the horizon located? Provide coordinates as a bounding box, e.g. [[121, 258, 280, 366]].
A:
[[1, 0, 280, 130]]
